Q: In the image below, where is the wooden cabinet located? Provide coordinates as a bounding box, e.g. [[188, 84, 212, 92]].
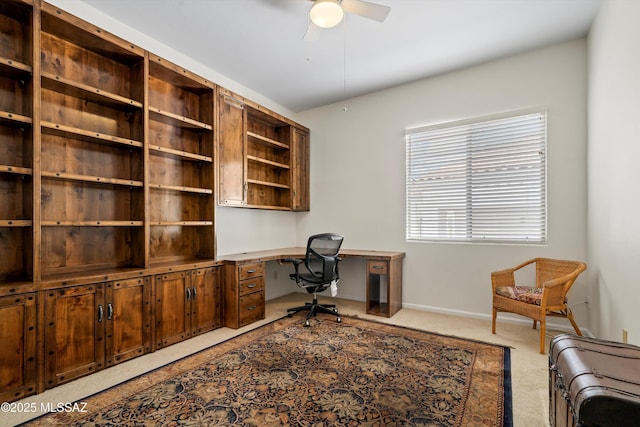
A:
[[291, 127, 310, 211], [0, 291, 37, 402], [217, 88, 310, 210], [190, 266, 222, 335], [43, 283, 105, 389], [154, 267, 221, 349], [43, 277, 151, 389], [223, 262, 265, 329], [147, 54, 216, 265], [365, 258, 403, 318], [218, 92, 247, 206], [105, 277, 152, 367], [0, 0, 36, 283], [39, 3, 146, 278]]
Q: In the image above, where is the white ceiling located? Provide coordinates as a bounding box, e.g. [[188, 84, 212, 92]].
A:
[[78, 0, 601, 112]]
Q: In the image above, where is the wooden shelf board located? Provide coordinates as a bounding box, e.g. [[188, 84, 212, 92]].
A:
[[41, 171, 143, 187], [41, 220, 144, 227], [244, 204, 291, 211], [148, 55, 214, 92], [41, 121, 143, 148], [42, 72, 143, 110], [41, 5, 145, 66], [0, 219, 32, 227], [150, 221, 213, 226], [247, 131, 289, 150], [0, 110, 33, 127], [149, 106, 213, 131], [149, 183, 213, 195], [0, 164, 32, 176], [247, 179, 290, 190], [149, 145, 212, 163], [0, 56, 32, 77], [247, 155, 289, 170]]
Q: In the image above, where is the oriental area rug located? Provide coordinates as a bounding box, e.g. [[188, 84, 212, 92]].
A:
[[28, 315, 512, 427]]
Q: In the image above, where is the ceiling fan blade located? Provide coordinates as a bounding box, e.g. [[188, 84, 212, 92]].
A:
[[341, 0, 390, 22], [303, 20, 321, 42]]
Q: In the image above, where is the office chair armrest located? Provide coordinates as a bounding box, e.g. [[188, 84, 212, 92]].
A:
[[281, 257, 303, 277]]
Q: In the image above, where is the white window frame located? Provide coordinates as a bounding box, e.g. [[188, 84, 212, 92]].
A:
[[405, 110, 547, 244]]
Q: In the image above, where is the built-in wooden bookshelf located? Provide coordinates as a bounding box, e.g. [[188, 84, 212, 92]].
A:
[[0, 0, 308, 402], [217, 88, 310, 210]]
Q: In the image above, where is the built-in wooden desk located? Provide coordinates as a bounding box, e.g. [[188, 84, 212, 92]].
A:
[[221, 248, 405, 328]]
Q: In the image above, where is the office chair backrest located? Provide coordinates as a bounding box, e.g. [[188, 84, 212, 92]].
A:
[[305, 233, 344, 281]]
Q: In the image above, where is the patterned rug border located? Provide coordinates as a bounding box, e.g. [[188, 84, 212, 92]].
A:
[[25, 314, 513, 426]]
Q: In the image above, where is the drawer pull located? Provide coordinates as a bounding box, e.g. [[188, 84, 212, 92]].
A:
[[247, 269, 257, 273], [107, 303, 113, 321], [186, 287, 191, 301], [247, 283, 257, 288], [373, 265, 385, 270], [247, 305, 257, 311], [98, 305, 103, 322]]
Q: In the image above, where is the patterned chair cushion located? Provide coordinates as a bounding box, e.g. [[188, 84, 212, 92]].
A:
[[495, 286, 542, 305]]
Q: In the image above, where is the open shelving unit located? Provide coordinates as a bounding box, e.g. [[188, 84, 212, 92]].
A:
[[39, 3, 146, 278], [147, 54, 216, 265], [245, 107, 292, 209], [0, 0, 35, 284]]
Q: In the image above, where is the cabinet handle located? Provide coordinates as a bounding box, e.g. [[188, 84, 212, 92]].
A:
[[186, 287, 191, 301], [98, 305, 103, 322], [192, 287, 197, 298], [373, 265, 384, 270], [247, 283, 257, 288], [247, 305, 257, 311], [247, 269, 257, 274], [107, 303, 113, 321]]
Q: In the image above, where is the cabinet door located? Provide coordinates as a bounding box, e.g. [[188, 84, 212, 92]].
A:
[[191, 267, 221, 335], [154, 271, 190, 349], [292, 128, 310, 211], [218, 93, 247, 206], [0, 292, 37, 402], [44, 283, 106, 389], [105, 277, 151, 367]]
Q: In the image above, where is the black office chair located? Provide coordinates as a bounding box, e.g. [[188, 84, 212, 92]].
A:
[[283, 233, 344, 327]]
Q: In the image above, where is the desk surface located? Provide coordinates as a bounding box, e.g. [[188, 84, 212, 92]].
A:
[[221, 247, 405, 263]]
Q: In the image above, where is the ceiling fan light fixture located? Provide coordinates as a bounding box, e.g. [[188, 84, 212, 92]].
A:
[[310, 0, 344, 28]]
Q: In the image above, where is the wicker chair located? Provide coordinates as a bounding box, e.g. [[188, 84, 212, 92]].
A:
[[491, 258, 587, 354]]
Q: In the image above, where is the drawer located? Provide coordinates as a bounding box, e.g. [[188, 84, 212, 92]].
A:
[[239, 263, 264, 280], [239, 276, 264, 296], [368, 260, 388, 275], [239, 291, 264, 326]]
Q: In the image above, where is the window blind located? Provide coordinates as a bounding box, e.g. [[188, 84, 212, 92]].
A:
[[406, 111, 546, 243]]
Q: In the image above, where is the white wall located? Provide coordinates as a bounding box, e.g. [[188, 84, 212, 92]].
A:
[[587, 0, 640, 344], [298, 40, 589, 326]]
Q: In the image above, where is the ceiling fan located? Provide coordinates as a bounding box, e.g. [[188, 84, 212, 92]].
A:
[[304, 0, 390, 41]]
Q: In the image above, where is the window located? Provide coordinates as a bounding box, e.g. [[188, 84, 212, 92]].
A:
[[405, 111, 546, 244]]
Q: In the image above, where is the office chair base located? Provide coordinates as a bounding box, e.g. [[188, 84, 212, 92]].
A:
[[287, 296, 341, 326]]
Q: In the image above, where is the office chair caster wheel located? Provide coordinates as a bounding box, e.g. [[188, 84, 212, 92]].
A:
[[332, 308, 338, 313], [336, 316, 342, 323], [287, 313, 293, 318], [304, 319, 311, 327]]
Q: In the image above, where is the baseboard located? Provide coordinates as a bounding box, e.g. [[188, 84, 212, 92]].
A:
[[402, 301, 593, 337]]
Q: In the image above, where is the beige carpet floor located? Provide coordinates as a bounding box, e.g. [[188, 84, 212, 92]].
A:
[[5, 293, 557, 426]]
